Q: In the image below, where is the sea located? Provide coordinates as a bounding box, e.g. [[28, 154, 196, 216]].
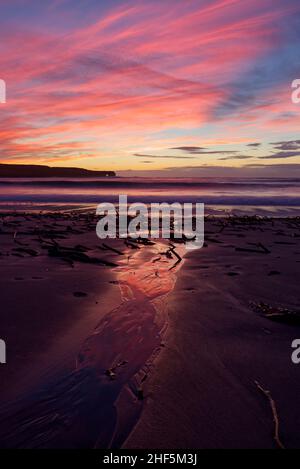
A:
[[0, 177, 300, 217]]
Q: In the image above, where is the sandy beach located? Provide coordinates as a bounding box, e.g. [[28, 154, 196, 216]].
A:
[[0, 212, 300, 448], [126, 216, 300, 449], [2, 0, 300, 456]]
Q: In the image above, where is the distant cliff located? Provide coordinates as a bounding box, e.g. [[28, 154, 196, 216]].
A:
[[0, 164, 116, 178]]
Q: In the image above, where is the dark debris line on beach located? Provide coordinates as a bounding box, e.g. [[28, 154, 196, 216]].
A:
[[255, 380, 285, 450], [0, 212, 187, 449], [250, 302, 300, 326], [47, 244, 117, 268], [0, 212, 300, 448]]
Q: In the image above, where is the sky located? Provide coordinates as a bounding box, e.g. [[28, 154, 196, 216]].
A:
[[0, 0, 300, 177]]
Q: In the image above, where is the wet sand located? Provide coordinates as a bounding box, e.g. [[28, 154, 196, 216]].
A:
[[0, 212, 121, 401], [0, 213, 300, 448], [0, 211, 184, 448], [125, 217, 300, 449]]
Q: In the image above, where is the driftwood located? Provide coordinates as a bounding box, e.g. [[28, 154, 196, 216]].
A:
[[105, 360, 128, 381], [168, 245, 183, 270], [13, 230, 29, 246], [159, 249, 173, 259], [134, 237, 155, 246], [48, 245, 117, 267], [102, 243, 124, 255], [256, 242, 271, 254], [236, 242, 270, 254], [274, 241, 296, 245], [152, 256, 161, 263], [205, 236, 223, 244], [12, 247, 38, 257], [255, 380, 285, 449], [124, 240, 140, 250], [250, 301, 300, 325]]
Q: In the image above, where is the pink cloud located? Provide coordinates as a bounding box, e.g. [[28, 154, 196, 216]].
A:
[[0, 0, 299, 168]]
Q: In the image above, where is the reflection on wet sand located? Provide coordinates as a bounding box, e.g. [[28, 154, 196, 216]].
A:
[[0, 237, 186, 448]]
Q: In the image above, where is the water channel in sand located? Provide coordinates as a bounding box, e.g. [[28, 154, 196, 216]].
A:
[[0, 240, 186, 448]]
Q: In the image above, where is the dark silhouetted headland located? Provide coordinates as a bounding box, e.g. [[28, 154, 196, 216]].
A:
[[0, 164, 116, 178]]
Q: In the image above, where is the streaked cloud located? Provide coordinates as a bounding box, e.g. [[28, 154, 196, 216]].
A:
[[247, 142, 261, 147], [0, 0, 299, 173], [271, 140, 300, 151], [120, 163, 300, 177], [134, 153, 196, 159], [259, 151, 300, 159], [171, 146, 238, 155], [219, 155, 254, 160]]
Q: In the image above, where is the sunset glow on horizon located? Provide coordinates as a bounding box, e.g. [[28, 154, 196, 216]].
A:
[[1, 0, 300, 177]]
